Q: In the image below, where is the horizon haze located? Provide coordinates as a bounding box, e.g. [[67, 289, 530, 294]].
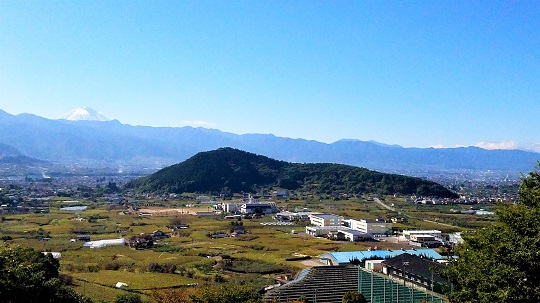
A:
[[4, 106, 540, 153]]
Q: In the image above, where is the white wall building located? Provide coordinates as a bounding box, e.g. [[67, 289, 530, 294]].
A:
[[240, 202, 278, 214], [305, 225, 348, 236], [365, 259, 385, 272], [449, 232, 464, 245], [221, 202, 241, 213], [403, 229, 442, 240], [83, 238, 125, 249], [309, 214, 344, 227], [347, 218, 392, 235]]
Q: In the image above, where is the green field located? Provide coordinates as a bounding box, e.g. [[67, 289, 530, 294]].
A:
[[0, 195, 498, 301]]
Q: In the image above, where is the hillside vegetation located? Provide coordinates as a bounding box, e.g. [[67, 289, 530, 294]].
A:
[[127, 148, 458, 198]]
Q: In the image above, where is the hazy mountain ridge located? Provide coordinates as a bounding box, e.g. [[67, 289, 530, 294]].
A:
[[0, 109, 538, 173], [127, 147, 459, 198], [0, 142, 22, 157], [0, 142, 50, 166]]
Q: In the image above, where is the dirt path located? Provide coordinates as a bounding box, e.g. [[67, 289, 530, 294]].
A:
[[373, 198, 395, 211], [138, 207, 210, 215]]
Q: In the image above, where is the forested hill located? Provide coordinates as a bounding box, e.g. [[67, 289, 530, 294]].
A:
[[126, 148, 458, 198]]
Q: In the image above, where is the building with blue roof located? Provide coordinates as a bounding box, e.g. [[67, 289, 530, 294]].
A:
[[319, 248, 444, 266]]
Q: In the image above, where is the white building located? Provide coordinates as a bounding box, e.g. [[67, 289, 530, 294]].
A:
[[365, 259, 385, 272], [449, 232, 464, 245], [309, 214, 344, 227], [275, 211, 316, 221], [337, 229, 372, 242], [83, 238, 125, 249], [305, 225, 349, 236], [240, 202, 278, 214], [403, 229, 442, 240], [221, 202, 242, 213], [347, 218, 392, 236]]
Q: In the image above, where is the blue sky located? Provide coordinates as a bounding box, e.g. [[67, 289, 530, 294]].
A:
[[1, 1, 539, 151]]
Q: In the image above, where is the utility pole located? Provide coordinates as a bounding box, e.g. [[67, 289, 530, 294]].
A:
[[396, 283, 399, 303], [401, 254, 409, 303], [370, 270, 374, 302], [431, 269, 434, 302], [383, 278, 386, 303]]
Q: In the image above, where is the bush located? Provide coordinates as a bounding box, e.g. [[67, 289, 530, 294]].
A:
[[342, 291, 367, 303], [101, 261, 121, 270], [224, 257, 285, 274], [87, 265, 99, 272], [148, 262, 177, 274], [236, 234, 259, 241], [59, 273, 74, 285], [248, 244, 265, 251], [114, 293, 142, 303], [154, 245, 185, 253]]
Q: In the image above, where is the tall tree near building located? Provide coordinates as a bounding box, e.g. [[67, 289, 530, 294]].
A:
[[443, 163, 540, 302]]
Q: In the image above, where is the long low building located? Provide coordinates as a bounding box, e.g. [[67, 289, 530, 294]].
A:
[[240, 202, 278, 214], [335, 229, 372, 242], [319, 248, 443, 266], [305, 225, 349, 236], [275, 211, 317, 221], [403, 229, 442, 240], [83, 238, 125, 249]]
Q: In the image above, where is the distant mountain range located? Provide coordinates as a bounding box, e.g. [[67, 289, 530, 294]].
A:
[[0, 108, 538, 174], [127, 147, 459, 198]]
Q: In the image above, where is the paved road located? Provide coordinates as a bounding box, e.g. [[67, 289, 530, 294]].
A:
[[373, 198, 396, 211]]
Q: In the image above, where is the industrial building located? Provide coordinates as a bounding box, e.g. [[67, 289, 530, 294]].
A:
[[346, 218, 392, 236], [309, 213, 344, 227]]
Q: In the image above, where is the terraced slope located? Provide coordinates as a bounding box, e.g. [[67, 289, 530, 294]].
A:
[[264, 266, 358, 303]]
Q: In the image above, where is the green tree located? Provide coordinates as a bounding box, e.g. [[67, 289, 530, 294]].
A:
[[342, 291, 367, 303], [114, 293, 143, 303], [0, 247, 90, 303], [443, 164, 540, 302], [189, 283, 261, 303]]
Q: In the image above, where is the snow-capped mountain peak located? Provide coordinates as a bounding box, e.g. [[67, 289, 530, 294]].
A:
[[59, 107, 110, 121]]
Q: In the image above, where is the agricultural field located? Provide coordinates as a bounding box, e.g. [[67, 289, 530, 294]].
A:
[[0, 195, 499, 301]]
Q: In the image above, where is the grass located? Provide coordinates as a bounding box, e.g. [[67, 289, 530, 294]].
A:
[[72, 270, 198, 290], [72, 278, 130, 302]]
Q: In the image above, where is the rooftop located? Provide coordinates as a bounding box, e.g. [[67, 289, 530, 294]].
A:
[[339, 229, 368, 236], [312, 214, 342, 219], [322, 249, 444, 264], [403, 230, 442, 234], [384, 253, 448, 284]]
